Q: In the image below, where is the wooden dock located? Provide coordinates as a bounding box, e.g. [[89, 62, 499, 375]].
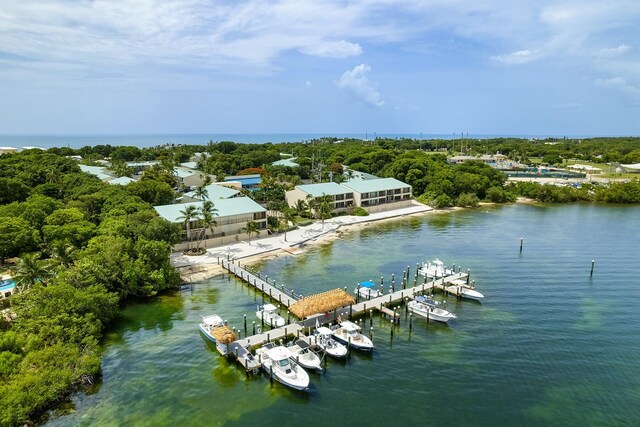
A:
[[221, 258, 299, 307], [220, 257, 470, 373]]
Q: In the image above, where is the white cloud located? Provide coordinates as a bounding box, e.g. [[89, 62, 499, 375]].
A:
[[595, 77, 640, 99], [337, 64, 384, 107], [300, 40, 362, 58], [492, 49, 542, 64], [596, 44, 631, 58]]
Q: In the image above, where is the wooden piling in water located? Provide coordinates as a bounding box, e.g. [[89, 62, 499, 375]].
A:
[[591, 259, 595, 276]]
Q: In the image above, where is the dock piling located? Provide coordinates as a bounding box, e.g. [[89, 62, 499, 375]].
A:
[[520, 237, 524, 252], [591, 259, 595, 276], [244, 314, 247, 333]]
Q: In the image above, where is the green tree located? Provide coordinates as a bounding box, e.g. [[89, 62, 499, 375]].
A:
[[281, 208, 296, 242], [195, 201, 218, 250], [176, 204, 199, 251], [316, 194, 334, 230], [126, 180, 175, 205], [0, 216, 38, 264], [13, 252, 55, 292], [242, 221, 260, 244]]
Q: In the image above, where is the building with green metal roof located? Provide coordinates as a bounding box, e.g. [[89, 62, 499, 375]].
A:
[[285, 182, 354, 212], [341, 178, 412, 209], [183, 183, 240, 202], [154, 197, 267, 241]]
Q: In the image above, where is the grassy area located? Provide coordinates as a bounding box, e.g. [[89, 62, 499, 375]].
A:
[[563, 159, 637, 180]]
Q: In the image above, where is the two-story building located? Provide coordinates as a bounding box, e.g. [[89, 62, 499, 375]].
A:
[[341, 178, 412, 212], [285, 182, 354, 213]]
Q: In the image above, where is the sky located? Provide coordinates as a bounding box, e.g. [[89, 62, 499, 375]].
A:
[[1, 0, 640, 136]]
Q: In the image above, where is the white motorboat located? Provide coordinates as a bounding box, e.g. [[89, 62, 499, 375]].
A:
[[450, 279, 485, 301], [354, 280, 382, 299], [331, 321, 374, 352], [313, 326, 348, 358], [255, 343, 310, 391], [418, 258, 454, 279], [287, 339, 322, 371], [408, 296, 457, 324], [198, 314, 234, 355], [256, 303, 285, 328]]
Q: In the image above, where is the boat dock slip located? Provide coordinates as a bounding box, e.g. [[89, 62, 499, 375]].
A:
[[220, 258, 298, 307], [233, 324, 304, 349]]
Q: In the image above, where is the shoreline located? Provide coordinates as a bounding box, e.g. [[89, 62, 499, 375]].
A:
[[173, 202, 470, 282]]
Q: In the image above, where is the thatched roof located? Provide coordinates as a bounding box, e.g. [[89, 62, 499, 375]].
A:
[[289, 288, 355, 318], [210, 325, 237, 344]]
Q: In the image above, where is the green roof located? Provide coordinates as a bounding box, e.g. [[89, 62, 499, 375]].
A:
[[174, 168, 197, 179], [184, 184, 239, 200], [341, 178, 410, 194], [154, 197, 265, 223], [296, 182, 352, 197], [79, 164, 113, 181], [108, 176, 135, 185], [272, 158, 299, 167], [126, 161, 159, 168], [180, 162, 199, 169]]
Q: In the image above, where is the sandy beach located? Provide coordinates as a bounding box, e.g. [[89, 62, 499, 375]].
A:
[[172, 201, 439, 282]]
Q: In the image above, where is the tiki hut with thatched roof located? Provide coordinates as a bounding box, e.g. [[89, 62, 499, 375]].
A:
[[289, 288, 355, 319]]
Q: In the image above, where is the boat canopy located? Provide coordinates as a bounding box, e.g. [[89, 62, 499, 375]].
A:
[[340, 321, 360, 331], [295, 340, 310, 350], [316, 326, 333, 335], [358, 280, 376, 288], [262, 303, 277, 311], [267, 346, 293, 361]]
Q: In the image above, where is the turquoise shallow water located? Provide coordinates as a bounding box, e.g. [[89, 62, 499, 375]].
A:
[[48, 204, 640, 426]]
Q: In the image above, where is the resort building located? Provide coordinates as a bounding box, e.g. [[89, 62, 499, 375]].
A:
[[286, 182, 354, 212], [153, 197, 268, 250], [272, 158, 299, 167], [126, 161, 159, 174], [182, 183, 240, 202], [224, 174, 261, 190], [341, 178, 412, 212], [108, 176, 136, 185], [79, 164, 115, 181]]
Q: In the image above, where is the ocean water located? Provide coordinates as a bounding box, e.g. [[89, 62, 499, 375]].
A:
[[47, 204, 640, 426], [0, 133, 591, 150]]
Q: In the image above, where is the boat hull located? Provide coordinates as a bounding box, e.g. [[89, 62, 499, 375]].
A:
[[408, 302, 456, 324], [331, 333, 373, 352]]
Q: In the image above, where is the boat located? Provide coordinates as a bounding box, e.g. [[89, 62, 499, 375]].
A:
[[313, 326, 348, 358], [199, 314, 236, 355], [255, 343, 310, 391], [287, 339, 322, 371], [256, 303, 285, 328], [354, 280, 382, 299], [417, 258, 454, 279], [331, 321, 374, 352], [407, 296, 457, 323], [450, 279, 485, 301]]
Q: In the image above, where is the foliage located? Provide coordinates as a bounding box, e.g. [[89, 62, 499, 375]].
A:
[[352, 207, 369, 216], [455, 193, 480, 208]]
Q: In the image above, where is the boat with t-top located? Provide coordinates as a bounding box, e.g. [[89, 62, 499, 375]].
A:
[[255, 343, 310, 391], [313, 326, 348, 358], [256, 303, 285, 328], [198, 314, 236, 355], [417, 258, 454, 279], [354, 280, 382, 299], [331, 320, 374, 352], [287, 339, 322, 371]]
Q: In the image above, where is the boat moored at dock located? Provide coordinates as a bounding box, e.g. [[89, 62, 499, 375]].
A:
[[287, 339, 322, 371], [418, 259, 454, 278], [331, 321, 374, 352], [450, 279, 484, 301], [408, 296, 457, 324], [354, 280, 382, 299], [255, 343, 310, 391], [256, 303, 285, 328], [314, 326, 348, 358], [198, 314, 237, 355]]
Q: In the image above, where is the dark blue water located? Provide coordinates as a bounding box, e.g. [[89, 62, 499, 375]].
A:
[[48, 204, 640, 426]]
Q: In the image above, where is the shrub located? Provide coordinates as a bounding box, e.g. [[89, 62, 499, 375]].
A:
[[432, 194, 453, 209], [455, 193, 479, 207], [352, 207, 369, 216]]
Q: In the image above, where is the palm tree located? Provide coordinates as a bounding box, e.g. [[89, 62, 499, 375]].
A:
[[294, 199, 309, 217], [306, 194, 319, 219], [49, 240, 76, 269], [242, 221, 260, 245], [194, 185, 209, 201], [195, 201, 218, 250], [281, 208, 296, 242], [177, 204, 199, 251], [317, 194, 334, 230], [13, 252, 54, 293]]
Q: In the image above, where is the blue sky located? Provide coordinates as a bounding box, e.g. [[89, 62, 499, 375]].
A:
[[1, 0, 640, 135]]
